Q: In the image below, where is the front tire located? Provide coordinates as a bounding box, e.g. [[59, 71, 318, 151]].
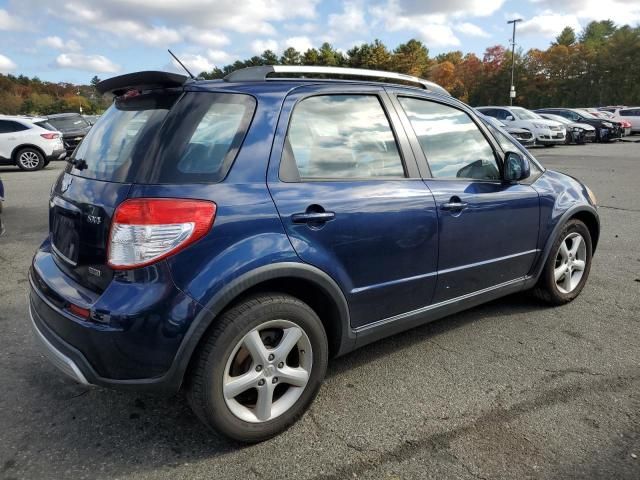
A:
[[187, 293, 328, 442], [533, 219, 592, 305], [16, 148, 45, 171]]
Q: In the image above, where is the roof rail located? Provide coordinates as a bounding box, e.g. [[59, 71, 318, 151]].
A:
[[223, 65, 450, 96]]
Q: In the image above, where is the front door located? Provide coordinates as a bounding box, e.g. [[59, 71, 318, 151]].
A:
[[393, 94, 540, 303], [267, 86, 439, 328]]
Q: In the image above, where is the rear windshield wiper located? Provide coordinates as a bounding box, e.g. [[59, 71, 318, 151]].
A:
[[67, 158, 88, 170]]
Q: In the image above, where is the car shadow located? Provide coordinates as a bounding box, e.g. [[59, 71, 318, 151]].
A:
[[17, 292, 551, 476], [328, 292, 548, 378]]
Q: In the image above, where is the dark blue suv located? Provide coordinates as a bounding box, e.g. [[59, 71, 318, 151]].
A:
[[29, 66, 599, 442]]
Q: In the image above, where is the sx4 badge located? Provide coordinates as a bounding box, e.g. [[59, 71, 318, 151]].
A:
[[86, 214, 102, 225]]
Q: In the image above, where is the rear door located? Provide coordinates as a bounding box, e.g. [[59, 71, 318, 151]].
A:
[[267, 85, 439, 328], [0, 120, 29, 159], [0, 120, 13, 159], [390, 92, 540, 303], [49, 90, 183, 291], [620, 108, 640, 130]]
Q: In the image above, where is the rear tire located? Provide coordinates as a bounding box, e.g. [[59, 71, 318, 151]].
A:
[[16, 148, 45, 171], [533, 219, 592, 305], [187, 293, 328, 442]]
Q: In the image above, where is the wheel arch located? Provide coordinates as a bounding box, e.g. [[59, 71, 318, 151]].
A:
[[531, 204, 600, 282], [11, 144, 46, 164], [572, 209, 600, 253], [174, 262, 356, 390]]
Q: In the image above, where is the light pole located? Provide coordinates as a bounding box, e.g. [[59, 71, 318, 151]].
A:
[[77, 88, 83, 115], [507, 18, 522, 106]]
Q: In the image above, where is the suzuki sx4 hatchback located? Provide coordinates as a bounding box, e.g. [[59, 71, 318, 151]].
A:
[[29, 67, 599, 442]]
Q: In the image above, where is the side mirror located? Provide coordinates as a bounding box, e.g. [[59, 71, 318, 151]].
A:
[[505, 115, 515, 121], [503, 151, 530, 182]]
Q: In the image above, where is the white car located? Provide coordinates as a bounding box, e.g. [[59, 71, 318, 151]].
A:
[[0, 115, 66, 171], [611, 107, 640, 134], [476, 106, 566, 146]]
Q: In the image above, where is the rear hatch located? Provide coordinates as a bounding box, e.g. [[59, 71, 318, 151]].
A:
[[49, 76, 256, 292], [49, 91, 180, 291]]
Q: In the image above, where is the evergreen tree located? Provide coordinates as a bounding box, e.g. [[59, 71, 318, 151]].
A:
[[280, 47, 302, 65], [555, 27, 577, 46]]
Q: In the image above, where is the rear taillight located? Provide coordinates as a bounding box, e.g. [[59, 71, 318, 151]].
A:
[[107, 198, 216, 270], [40, 133, 60, 140]]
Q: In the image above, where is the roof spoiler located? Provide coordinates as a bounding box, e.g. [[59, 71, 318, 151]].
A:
[[96, 71, 188, 95]]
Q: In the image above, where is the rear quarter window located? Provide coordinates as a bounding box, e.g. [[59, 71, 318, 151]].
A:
[[70, 91, 256, 184]]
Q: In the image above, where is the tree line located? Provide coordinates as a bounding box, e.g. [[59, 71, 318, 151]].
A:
[[201, 20, 640, 108], [0, 75, 109, 115], [0, 19, 638, 116]]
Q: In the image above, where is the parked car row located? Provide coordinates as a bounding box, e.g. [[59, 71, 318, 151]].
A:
[[0, 113, 94, 171], [477, 104, 638, 148]]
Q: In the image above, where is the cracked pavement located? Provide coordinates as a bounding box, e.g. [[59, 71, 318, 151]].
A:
[[0, 142, 638, 479]]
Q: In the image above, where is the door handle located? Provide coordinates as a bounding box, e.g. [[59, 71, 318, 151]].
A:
[[441, 201, 468, 211], [291, 212, 336, 224]]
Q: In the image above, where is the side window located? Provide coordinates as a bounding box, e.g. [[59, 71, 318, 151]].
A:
[[398, 97, 500, 181], [284, 95, 405, 180], [485, 122, 543, 180], [495, 109, 511, 121], [176, 98, 252, 175], [0, 121, 28, 133]]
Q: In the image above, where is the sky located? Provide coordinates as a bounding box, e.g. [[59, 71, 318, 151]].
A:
[[0, 0, 639, 84]]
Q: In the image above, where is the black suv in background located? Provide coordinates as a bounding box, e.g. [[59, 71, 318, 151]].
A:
[[534, 108, 622, 142], [45, 113, 92, 156]]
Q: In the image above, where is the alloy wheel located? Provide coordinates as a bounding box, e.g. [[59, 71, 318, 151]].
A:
[[19, 151, 40, 169], [222, 319, 312, 423], [554, 232, 587, 294]]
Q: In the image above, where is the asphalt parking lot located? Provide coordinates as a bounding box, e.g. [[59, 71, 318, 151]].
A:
[[0, 143, 638, 480]]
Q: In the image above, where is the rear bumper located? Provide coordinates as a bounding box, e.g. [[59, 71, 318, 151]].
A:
[[29, 243, 206, 393], [46, 148, 67, 161], [30, 302, 91, 386]]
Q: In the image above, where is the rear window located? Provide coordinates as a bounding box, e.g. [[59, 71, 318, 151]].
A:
[[48, 115, 91, 131], [34, 121, 57, 131], [70, 91, 256, 183]]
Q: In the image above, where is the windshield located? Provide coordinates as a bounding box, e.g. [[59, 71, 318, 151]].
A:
[[70, 91, 256, 184], [511, 107, 541, 120], [48, 115, 91, 131], [542, 114, 570, 125], [575, 109, 598, 119]]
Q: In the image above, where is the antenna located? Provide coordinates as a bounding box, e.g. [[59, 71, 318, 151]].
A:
[[168, 49, 195, 80]]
